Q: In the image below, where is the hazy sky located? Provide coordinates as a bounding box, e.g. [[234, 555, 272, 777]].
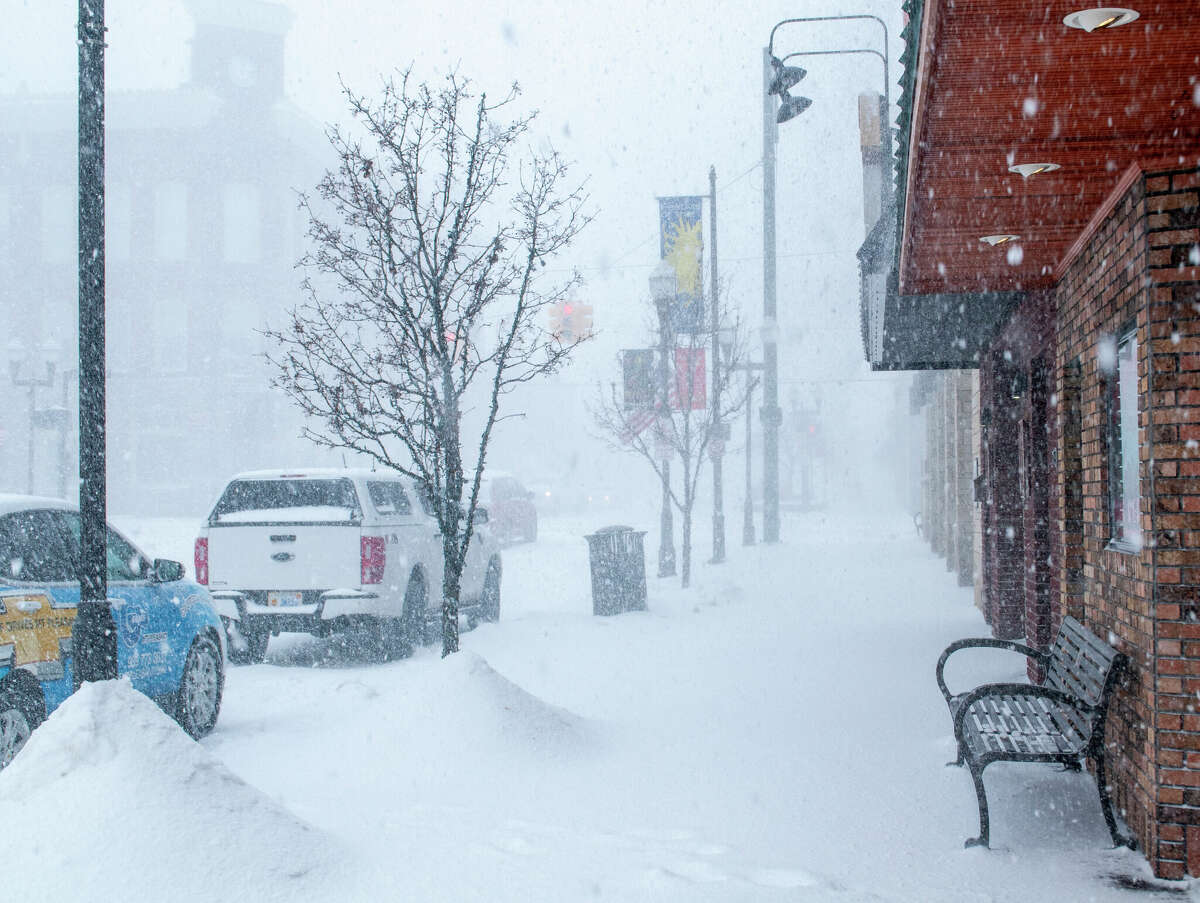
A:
[[3, 0, 910, 500]]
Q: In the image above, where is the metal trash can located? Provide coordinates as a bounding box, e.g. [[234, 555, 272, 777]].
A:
[[585, 525, 648, 616]]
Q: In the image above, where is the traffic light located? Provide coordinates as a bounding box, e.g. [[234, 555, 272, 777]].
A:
[[549, 301, 594, 343]]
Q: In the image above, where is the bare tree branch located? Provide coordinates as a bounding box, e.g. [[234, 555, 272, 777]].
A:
[[267, 69, 592, 655]]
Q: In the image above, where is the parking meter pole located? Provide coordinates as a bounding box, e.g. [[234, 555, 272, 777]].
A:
[[75, 0, 117, 684]]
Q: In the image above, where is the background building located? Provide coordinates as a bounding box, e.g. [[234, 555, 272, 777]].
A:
[[0, 1, 331, 515]]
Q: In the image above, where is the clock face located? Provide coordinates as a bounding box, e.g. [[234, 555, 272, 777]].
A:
[[228, 56, 258, 88]]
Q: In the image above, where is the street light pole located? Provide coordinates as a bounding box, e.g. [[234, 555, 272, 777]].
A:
[[654, 294, 677, 579], [744, 375, 760, 545], [761, 13, 892, 543], [75, 0, 117, 684], [761, 47, 782, 544]]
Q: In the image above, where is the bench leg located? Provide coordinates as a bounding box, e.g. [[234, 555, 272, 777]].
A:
[[945, 738, 966, 767], [964, 760, 990, 848], [1094, 754, 1130, 848]]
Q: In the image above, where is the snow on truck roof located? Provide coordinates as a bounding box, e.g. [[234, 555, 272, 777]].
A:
[[226, 468, 406, 481], [0, 494, 74, 515]]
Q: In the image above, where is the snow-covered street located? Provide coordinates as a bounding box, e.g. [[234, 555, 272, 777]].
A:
[[2, 509, 1181, 901]]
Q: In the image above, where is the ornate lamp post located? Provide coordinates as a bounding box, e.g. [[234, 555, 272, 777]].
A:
[[649, 261, 677, 578]]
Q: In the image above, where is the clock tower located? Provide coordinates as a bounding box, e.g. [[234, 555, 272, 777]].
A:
[[186, 0, 292, 104]]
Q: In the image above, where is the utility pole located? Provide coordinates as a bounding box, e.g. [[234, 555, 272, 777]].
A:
[[75, 0, 117, 685], [709, 165, 725, 564]]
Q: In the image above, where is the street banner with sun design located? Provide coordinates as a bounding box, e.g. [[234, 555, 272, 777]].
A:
[[657, 196, 705, 334]]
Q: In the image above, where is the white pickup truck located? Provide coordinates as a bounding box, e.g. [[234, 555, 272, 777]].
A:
[[194, 468, 501, 663]]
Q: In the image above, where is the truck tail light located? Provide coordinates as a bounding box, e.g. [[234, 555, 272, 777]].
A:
[[194, 537, 209, 585], [361, 536, 386, 585]]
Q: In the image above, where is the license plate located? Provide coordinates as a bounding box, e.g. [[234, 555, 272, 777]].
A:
[[267, 591, 303, 607]]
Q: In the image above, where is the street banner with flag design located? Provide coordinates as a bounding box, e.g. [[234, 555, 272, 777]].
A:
[[673, 347, 706, 411], [658, 196, 704, 334]]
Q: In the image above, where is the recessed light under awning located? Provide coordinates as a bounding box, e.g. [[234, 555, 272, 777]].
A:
[[1063, 7, 1140, 32], [980, 234, 1020, 246], [1008, 162, 1061, 178]]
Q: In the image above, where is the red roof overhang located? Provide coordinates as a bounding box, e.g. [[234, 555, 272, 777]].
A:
[[899, 0, 1200, 296]]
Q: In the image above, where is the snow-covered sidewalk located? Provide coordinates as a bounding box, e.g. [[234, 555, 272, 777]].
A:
[[3, 509, 1186, 901]]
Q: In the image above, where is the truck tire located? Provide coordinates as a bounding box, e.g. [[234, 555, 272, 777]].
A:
[[402, 572, 430, 647], [481, 559, 501, 622], [223, 616, 269, 665], [0, 676, 45, 770], [175, 634, 223, 739]]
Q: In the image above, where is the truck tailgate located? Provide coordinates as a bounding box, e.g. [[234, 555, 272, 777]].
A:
[[207, 525, 361, 590]]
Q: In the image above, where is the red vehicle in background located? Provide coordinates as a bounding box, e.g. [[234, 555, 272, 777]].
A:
[[476, 473, 537, 544]]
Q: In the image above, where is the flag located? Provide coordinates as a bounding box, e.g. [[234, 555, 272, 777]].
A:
[[673, 347, 706, 411], [621, 349, 656, 409], [658, 196, 704, 334], [620, 405, 659, 444]]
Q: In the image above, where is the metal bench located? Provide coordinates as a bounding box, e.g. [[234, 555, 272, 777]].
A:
[[935, 616, 1130, 849]]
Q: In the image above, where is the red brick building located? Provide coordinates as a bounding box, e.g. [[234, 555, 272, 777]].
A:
[[860, 0, 1200, 877]]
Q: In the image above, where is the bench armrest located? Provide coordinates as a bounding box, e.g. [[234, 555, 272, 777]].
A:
[[936, 637, 1050, 704], [951, 682, 1093, 744]]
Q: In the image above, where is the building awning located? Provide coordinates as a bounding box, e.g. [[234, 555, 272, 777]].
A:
[[859, 0, 1199, 371], [859, 207, 1021, 370]]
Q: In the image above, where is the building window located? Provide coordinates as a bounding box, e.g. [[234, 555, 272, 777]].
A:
[[41, 185, 74, 263], [1107, 327, 1141, 549], [154, 181, 188, 260], [107, 182, 131, 261], [222, 183, 261, 262], [153, 299, 188, 374]]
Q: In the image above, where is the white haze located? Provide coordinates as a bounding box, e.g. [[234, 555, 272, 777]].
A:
[[0, 0, 910, 521]]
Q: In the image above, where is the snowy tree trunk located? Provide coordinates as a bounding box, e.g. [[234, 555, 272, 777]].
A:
[[440, 532, 462, 658], [440, 373, 463, 657]]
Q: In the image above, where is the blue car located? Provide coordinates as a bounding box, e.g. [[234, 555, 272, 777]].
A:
[[0, 495, 225, 769]]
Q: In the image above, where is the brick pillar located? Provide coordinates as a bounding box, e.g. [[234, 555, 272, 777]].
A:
[[972, 375, 985, 611], [987, 362, 1025, 639], [943, 373, 957, 572], [956, 371, 975, 586], [1059, 357, 1084, 624], [928, 377, 946, 557]]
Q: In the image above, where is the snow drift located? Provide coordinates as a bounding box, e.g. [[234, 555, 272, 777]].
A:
[[0, 679, 339, 902]]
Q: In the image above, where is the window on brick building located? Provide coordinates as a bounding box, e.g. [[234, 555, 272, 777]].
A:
[[1106, 327, 1141, 550]]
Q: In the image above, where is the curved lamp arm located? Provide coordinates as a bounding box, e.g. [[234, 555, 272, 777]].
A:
[[768, 14, 888, 60]]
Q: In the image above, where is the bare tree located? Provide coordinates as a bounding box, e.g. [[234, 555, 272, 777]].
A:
[[267, 70, 590, 656], [593, 299, 749, 588]]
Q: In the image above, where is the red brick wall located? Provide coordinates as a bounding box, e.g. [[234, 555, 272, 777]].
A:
[[1055, 165, 1200, 877], [1055, 169, 1156, 866], [1141, 167, 1200, 879]]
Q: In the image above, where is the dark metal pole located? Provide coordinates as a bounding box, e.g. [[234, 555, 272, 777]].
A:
[[709, 165, 725, 564], [656, 298, 676, 578], [743, 376, 757, 545], [75, 0, 116, 685], [761, 47, 781, 543]]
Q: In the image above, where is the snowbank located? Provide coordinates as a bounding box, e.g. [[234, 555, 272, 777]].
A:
[[0, 679, 340, 903]]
